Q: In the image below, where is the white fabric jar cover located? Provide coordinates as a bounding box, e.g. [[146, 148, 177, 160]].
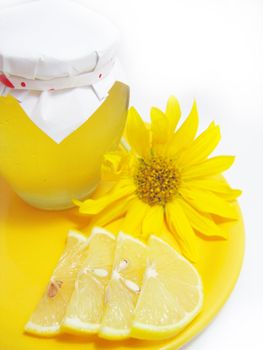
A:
[[0, 0, 126, 143]]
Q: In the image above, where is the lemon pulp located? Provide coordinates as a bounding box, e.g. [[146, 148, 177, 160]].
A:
[[25, 230, 203, 341], [25, 231, 88, 336], [99, 232, 147, 339], [0, 82, 129, 209], [63, 227, 115, 334], [132, 235, 203, 340]]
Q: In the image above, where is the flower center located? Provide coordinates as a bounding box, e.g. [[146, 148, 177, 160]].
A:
[[134, 156, 180, 206]]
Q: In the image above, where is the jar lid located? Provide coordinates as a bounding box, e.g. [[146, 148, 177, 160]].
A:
[[0, 0, 127, 143]]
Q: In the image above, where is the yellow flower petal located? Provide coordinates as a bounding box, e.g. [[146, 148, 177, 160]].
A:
[[121, 198, 149, 235], [182, 155, 235, 179], [165, 96, 181, 131], [126, 107, 150, 158], [75, 180, 135, 215], [165, 200, 198, 262], [103, 151, 124, 172], [215, 189, 242, 201], [178, 198, 228, 239], [142, 205, 164, 237], [188, 178, 242, 200], [177, 122, 221, 166], [88, 195, 134, 228], [167, 100, 199, 155], [180, 187, 239, 219], [150, 107, 170, 144], [101, 150, 128, 181]]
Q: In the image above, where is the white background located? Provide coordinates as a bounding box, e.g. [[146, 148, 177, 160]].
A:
[[1, 0, 263, 349]]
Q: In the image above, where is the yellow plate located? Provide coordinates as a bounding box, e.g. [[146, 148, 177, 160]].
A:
[[0, 177, 245, 350]]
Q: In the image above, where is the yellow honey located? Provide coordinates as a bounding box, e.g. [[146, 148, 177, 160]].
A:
[[0, 82, 129, 210]]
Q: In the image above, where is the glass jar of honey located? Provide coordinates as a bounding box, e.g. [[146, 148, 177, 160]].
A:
[[0, 0, 129, 210]]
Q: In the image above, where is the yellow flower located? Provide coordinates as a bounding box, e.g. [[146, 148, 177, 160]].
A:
[[75, 97, 241, 261]]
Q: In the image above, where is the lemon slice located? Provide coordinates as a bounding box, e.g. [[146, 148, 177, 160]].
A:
[[132, 235, 203, 340], [25, 230, 88, 336], [63, 227, 116, 334], [99, 232, 147, 340]]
